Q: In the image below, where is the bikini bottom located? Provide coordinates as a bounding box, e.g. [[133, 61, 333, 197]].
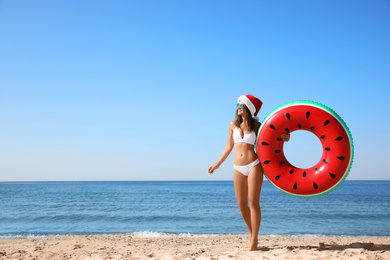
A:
[[234, 159, 260, 176]]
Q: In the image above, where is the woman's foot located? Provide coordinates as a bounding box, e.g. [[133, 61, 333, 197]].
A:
[[249, 238, 258, 251]]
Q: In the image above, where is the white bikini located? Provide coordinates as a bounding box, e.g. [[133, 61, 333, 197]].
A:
[[233, 127, 260, 176]]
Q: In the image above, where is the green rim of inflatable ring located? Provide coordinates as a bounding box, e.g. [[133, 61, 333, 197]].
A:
[[256, 100, 354, 198]]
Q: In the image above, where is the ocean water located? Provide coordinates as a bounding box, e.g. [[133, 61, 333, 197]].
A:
[[0, 181, 389, 237]]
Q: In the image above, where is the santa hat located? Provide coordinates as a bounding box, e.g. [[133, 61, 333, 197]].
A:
[[237, 94, 262, 121]]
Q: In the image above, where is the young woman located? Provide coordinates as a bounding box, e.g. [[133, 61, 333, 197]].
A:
[[208, 94, 289, 251]]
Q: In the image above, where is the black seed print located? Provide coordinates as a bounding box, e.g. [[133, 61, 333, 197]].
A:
[[298, 124, 302, 129], [329, 172, 336, 178], [275, 150, 281, 153], [321, 135, 326, 139], [337, 156, 345, 160], [279, 161, 285, 166], [324, 120, 330, 126], [323, 159, 328, 164], [335, 136, 343, 141], [306, 111, 310, 119], [285, 128, 290, 133], [325, 147, 331, 151], [286, 113, 290, 120], [303, 171, 306, 177], [270, 124, 276, 130], [289, 169, 294, 174], [276, 137, 283, 141], [311, 126, 315, 131], [261, 142, 269, 146], [293, 182, 297, 190], [275, 175, 281, 180], [315, 168, 319, 174], [263, 160, 271, 165], [313, 182, 318, 189]]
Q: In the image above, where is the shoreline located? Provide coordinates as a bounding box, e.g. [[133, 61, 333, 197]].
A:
[[1, 234, 389, 259], [1, 232, 390, 239]]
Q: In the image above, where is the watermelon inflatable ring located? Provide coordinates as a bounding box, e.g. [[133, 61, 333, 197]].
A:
[[256, 101, 354, 197]]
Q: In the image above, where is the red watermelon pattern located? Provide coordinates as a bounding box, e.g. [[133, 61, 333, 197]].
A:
[[256, 101, 354, 197]]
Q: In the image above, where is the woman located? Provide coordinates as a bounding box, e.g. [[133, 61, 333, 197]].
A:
[[208, 94, 289, 251]]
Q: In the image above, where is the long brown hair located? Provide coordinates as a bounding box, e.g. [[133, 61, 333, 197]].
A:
[[235, 105, 256, 132]]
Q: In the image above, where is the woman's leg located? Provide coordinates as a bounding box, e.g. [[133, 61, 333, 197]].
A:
[[233, 170, 252, 238], [247, 164, 264, 251]]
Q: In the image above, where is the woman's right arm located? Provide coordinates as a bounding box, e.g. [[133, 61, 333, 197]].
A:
[[208, 122, 235, 174]]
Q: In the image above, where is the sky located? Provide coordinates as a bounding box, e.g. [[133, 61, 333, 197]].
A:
[[1, 0, 389, 181]]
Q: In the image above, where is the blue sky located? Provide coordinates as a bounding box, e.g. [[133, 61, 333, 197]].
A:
[[1, 0, 389, 181]]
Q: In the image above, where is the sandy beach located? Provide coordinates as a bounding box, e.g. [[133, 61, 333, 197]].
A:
[[0, 234, 389, 260]]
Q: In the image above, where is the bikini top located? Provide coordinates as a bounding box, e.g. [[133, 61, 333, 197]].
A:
[[233, 127, 256, 145]]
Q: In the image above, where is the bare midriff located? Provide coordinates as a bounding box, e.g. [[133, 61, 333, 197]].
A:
[[234, 143, 259, 166]]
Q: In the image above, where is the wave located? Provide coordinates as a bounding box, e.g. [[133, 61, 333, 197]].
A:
[[2, 230, 387, 239], [0, 231, 224, 239]]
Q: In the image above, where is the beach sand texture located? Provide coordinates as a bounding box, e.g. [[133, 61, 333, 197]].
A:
[[0, 234, 389, 260]]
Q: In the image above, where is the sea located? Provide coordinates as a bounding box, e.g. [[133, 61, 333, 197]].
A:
[[0, 181, 389, 238]]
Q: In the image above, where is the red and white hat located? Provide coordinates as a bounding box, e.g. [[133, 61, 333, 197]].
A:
[[237, 94, 263, 121]]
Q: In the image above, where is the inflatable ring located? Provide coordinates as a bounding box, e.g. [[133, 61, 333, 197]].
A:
[[256, 100, 354, 197]]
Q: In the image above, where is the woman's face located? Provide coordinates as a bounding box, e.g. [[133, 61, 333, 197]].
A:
[[237, 101, 246, 117]]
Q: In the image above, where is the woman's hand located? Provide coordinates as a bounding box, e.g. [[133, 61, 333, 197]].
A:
[[208, 164, 220, 174], [281, 133, 290, 142]]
